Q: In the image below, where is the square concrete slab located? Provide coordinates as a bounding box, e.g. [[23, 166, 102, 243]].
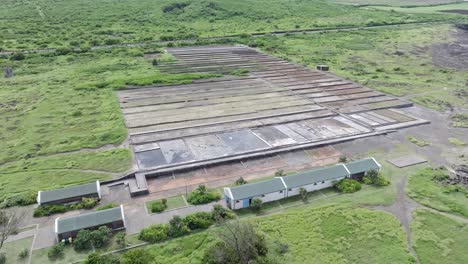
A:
[[159, 139, 196, 164], [252, 126, 296, 146], [387, 155, 428, 168], [185, 135, 234, 160], [218, 129, 270, 153], [136, 149, 167, 169]]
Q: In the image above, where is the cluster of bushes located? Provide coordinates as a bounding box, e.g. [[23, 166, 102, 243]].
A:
[[47, 242, 65, 260], [96, 203, 118, 211], [149, 199, 167, 213], [335, 179, 361, 193], [186, 185, 221, 205], [0, 192, 36, 208], [34, 197, 98, 217], [362, 169, 390, 186], [139, 205, 234, 243], [73, 226, 112, 250]]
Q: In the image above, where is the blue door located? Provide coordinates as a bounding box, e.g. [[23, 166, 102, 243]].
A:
[[242, 198, 250, 208]]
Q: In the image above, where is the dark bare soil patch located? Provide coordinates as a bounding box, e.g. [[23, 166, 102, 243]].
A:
[[439, 9, 468, 15], [431, 26, 468, 70]]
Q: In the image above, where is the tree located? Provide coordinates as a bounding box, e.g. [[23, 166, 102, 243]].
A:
[[74, 229, 93, 250], [122, 249, 154, 264], [48, 242, 65, 260], [299, 187, 308, 202], [203, 221, 268, 264], [250, 198, 263, 213], [0, 210, 21, 250], [211, 204, 235, 223]]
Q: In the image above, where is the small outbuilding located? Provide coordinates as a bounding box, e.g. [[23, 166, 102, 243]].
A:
[[224, 178, 286, 210], [345, 157, 381, 180], [283, 164, 349, 197], [37, 181, 101, 206], [55, 205, 125, 241]]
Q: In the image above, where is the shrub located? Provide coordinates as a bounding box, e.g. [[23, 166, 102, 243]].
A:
[[335, 179, 361, 193], [116, 232, 127, 248], [96, 203, 117, 211], [10, 52, 25, 60], [363, 170, 390, 186], [168, 215, 190, 237], [139, 224, 169, 243], [74, 229, 93, 250], [81, 197, 99, 209], [34, 197, 98, 217], [48, 242, 65, 260], [74, 226, 112, 250], [150, 200, 167, 213], [183, 212, 214, 230], [84, 253, 120, 264], [122, 249, 154, 264], [251, 198, 263, 213], [299, 187, 308, 202], [186, 185, 221, 205], [19, 248, 29, 259], [235, 177, 247, 185], [0, 192, 36, 208], [339, 156, 347, 163], [0, 254, 5, 264], [274, 170, 285, 176], [211, 204, 235, 223]]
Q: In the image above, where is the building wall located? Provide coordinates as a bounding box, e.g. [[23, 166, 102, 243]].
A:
[[231, 190, 286, 210], [57, 220, 125, 241], [286, 177, 345, 197]]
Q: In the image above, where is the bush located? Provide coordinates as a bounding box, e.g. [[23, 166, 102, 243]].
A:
[[10, 52, 25, 60], [34, 197, 98, 217], [274, 170, 285, 176], [19, 248, 29, 259], [96, 203, 117, 211], [183, 212, 214, 230], [85, 253, 120, 264], [339, 156, 347, 163], [150, 199, 167, 213], [251, 198, 263, 213], [0, 192, 36, 208], [0, 254, 5, 264], [122, 249, 153, 264], [335, 179, 361, 193], [116, 232, 127, 248], [48, 242, 65, 260], [168, 215, 190, 237], [186, 185, 221, 205], [74, 226, 112, 250], [235, 177, 247, 185], [299, 187, 308, 202], [211, 204, 235, 223], [363, 169, 390, 186], [139, 224, 169, 243]]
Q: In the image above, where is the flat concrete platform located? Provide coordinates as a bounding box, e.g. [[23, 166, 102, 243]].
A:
[[387, 156, 428, 168], [118, 45, 430, 176]]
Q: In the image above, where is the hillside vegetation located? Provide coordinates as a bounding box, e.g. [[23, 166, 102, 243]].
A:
[[0, 0, 451, 50]]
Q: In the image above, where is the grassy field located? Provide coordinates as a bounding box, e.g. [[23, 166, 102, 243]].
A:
[[251, 24, 468, 112], [329, 0, 462, 7], [0, 236, 33, 264], [0, 0, 452, 50], [407, 167, 468, 217], [411, 209, 468, 264], [368, 2, 468, 13]]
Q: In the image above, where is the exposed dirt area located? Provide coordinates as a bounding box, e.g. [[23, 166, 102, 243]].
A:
[[432, 25, 468, 70]]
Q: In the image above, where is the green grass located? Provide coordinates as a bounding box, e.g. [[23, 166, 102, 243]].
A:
[[0, 236, 33, 264], [250, 24, 468, 112], [329, 0, 461, 7], [448, 137, 466, 146], [368, 2, 468, 13], [411, 209, 468, 264], [0, 148, 132, 202], [407, 136, 431, 147], [0, 0, 452, 50], [31, 231, 137, 264], [450, 113, 468, 128], [407, 167, 468, 217], [146, 195, 187, 213]]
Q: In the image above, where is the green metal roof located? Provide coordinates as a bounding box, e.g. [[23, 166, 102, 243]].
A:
[[56, 206, 123, 234], [282, 164, 349, 188], [345, 158, 380, 174], [229, 178, 285, 200], [39, 181, 99, 204]]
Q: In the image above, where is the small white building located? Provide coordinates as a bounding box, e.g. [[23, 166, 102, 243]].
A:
[[224, 158, 381, 210], [224, 178, 286, 210], [282, 164, 349, 197]]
